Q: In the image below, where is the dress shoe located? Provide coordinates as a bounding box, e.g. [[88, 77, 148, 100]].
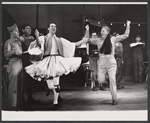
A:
[[46, 89, 51, 96], [112, 100, 118, 105], [53, 104, 61, 110], [92, 87, 97, 91], [100, 85, 106, 91], [138, 81, 143, 84], [117, 84, 125, 90]]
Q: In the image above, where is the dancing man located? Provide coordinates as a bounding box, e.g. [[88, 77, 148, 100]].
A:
[[25, 22, 86, 110], [85, 20, 131, 105]]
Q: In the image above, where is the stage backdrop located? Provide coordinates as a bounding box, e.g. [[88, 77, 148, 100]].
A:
[[2, 4, 147, 79]]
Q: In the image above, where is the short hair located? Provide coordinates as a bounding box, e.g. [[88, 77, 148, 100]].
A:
[[21, 23, 30, 30], [112, 31, 119, 36], [48, 22, 56, 28], [136, 35, 141, 38], [91, 32, 97, 35], [102, 26, 111, 33]]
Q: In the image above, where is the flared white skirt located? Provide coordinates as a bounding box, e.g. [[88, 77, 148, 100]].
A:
[[25, 56, 81, 81]]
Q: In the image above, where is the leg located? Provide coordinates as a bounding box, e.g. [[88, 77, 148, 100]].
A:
[[84, 68, 89, 87], [97, 66, 107, 87], [8, 61, 22, 109], [46, 77, 61, 110], [8, 71, 18, 107], [108, 65, 117, 104], [138, 58, 143, 83], [133, 58, 138, 83], [92, 71, 98, 91], [116, 58, 124, 89]]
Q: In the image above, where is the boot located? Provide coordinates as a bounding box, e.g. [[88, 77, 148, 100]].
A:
[[112, 100, 118, 105], [100, 85, 106, 91]]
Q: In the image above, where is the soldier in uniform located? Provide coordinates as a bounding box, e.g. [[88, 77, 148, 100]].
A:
[[131, 35, 145, 84], [4, 24, 23, 110]]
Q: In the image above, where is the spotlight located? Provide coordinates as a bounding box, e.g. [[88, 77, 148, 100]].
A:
[[138, 24, 140, 26], [86, 19, 88, 22], [111, 23, 113, 26], [124, 24, 126, 26], [98, 22, 100, 24]]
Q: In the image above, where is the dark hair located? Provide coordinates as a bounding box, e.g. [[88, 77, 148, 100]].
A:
[[100, 34, 112, 55], [21, 23, 30, 30], [136, 35, 141, 38], [48, 22, 56, 28], [112, 31, 119, 36]]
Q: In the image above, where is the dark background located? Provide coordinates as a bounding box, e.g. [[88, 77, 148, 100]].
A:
[[2, 4, 148, 82]]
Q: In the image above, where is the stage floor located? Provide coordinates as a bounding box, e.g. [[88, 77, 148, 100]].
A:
[[2, 78, 148, 111]]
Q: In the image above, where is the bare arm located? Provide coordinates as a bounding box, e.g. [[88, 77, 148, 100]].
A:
[[75, 38, 87, 47], [113, 21, 131, 43], [75, 27, 90, 47], [88, 38, 98, 45], [35, 29, 41, 48]]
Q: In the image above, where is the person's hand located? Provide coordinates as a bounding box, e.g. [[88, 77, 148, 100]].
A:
[[85, 25, 89, 31], [127, 20, 131, 26], [35, 29, 39, 37], [19, 36, 24, 42], [15, 49, 22, 56]]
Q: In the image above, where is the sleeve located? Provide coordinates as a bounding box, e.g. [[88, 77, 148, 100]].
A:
[[4, 41, 16, 58], [60, 37, 76, 58], [112, 26, 130, 43]]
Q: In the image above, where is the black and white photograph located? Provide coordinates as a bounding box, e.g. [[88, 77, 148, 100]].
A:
[[1, 2, 148, 121]]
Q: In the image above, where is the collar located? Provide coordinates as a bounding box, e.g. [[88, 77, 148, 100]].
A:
[[11, 38, 18, 42]]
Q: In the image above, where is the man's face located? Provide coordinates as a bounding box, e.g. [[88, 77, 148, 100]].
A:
[[101, 27, 109, 37], [11, 28, 19, 38], [91, 33, 98, 38], [48, 23, 57, 34], [136, 37, 141, 42], [23, 26, 31, 35]]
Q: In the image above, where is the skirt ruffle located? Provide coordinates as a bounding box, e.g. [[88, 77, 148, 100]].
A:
[[25, 56, 81, 81]]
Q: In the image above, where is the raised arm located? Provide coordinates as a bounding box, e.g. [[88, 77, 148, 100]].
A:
[[35, 29, 41, 48], [113, 20, 131, 43], [84, 24, 98, 45], [75, 25, 90, 47]]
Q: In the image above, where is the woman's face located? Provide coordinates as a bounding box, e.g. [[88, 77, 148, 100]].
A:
[[101, 27, 109, 37], [48, 23, 57, 34]]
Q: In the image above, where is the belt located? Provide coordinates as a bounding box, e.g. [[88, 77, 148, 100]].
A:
[[99, 54, 114, 58], [43, 54, 59, 58]]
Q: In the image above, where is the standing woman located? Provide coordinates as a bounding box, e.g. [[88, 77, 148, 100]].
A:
[[85, 21, 131, 105]]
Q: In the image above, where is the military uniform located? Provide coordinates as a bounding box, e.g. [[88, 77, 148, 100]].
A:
[[132, 43, 144, 83], [4, 24, 23, 109]]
